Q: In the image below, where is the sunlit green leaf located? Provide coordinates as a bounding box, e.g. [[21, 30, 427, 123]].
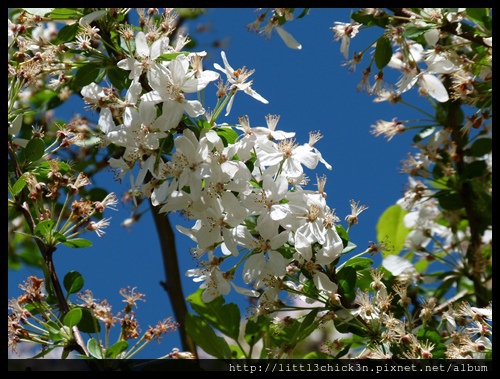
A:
[[343, 257, 373, 271], [62, 238, 92, 248], [376, 205, 411, 256], [466, 8, 489, 25], [157, 52, 189, 61], [71, 136, 101, 147], [34, 220, 55, 239], [341, 241, 357, 254], [413, 126, 436, 143], [11, 173, 27, 195], [402, 23, 430, 38], [49, 8, 83, 20], [216, 127, 239, 146], [105, 341, 129, 358], [87, 337, 104, 359], [53, 232, 67, 243], [186, 289, 240, 341], [185, 313, 232, 359], [63, 308, 82, 328]]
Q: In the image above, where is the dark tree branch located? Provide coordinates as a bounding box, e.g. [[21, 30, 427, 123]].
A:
[[149, 200, 197, 357], [444, 84, 490, 307]]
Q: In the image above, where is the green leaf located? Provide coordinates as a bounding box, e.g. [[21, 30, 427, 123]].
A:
[[77, 307, 101, 333], [30, 346, 58, 359], [33, 161, 72, 178], [11, 173, 27, 195], [293, 309, 319, 342], [432, 276, 457, 300], [376, 205, 411, 256], [244, 316, 267, 347], [374, 36, 392, 70], [341, 241, 357, 254], [63, 271, 84, 294], [107, 66, 131, 92], [216, 127, 239, 146], [297, 8, 309, 19], [105, 341, 129, 358], [157, 52, 189, 61], [351, 10, 389, 27], [186, 289, 240, 341], [20, 138, 45, 165], [29, 89, 63, 112], [63, 308, 82, 328], [74, 63, 102, 87], [336, 266, 357, 301], [466, 137, 492, 157], [303, 351, 333, 359], [436, 191, 463, 210], [87, 337, 104, 359], [343, 257, 373, 271], [462, 160, 487, 179], [466, 8, 489, 25], [57, 22, 80, 43], [53, 232, 67, 243], [34, 220, 55, 239], [402, 23, 430, 39], [413, 126, 436, 143], [43, 320, 62, 342], [49, 8, 83, 20], [335, 224, 349, 248], [184, 313, 232, 359], [62, 238, 93, 248], [72, 136, 101, 147]]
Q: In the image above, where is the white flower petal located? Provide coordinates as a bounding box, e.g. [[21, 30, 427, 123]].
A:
[[424, 29, 440, 47], [420, 73, 449, 102], [276, 26, 302, 50], [313, 271, 338, 295], [382, 255, 414, 276]]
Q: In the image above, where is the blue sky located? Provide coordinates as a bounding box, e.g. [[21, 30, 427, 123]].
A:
[[8, 8, 430, 359]]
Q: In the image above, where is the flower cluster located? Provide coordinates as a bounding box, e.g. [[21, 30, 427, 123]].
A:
[[81, 33, 347, 312], [8, 276, 185, 359]]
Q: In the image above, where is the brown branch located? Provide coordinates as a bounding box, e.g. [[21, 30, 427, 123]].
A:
[[149, 200, 197, 357], [444, 78, 490, 307]]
